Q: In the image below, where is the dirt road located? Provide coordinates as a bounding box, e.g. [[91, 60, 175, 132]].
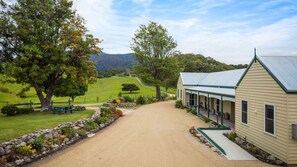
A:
[[31, 101, 270, 167]]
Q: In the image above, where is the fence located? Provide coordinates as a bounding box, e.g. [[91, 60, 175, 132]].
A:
[[0, 100, 71, 110]]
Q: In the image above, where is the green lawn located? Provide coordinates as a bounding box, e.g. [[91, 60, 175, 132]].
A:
[[0, 76, 159, 107], [0, 75, 176, 143], [0, 110, 94, 143]]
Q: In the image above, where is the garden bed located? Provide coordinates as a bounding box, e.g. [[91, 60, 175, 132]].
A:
[[0, 107, 123, 167], [223, 131, 286, 166]]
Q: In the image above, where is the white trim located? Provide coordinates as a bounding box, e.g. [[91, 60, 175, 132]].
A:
[[241, 100, 249, 125], [264, 103, 276, 137], [198, 92, 208, 97], [223, 96, 235, 102], [209, 94, 221, 100]]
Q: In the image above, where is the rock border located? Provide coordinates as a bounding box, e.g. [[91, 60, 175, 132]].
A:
[[223, 132, 286, 166], [189, 126, 222, 155], [0, 109, 120, 167], [102, 102, 136, 108]]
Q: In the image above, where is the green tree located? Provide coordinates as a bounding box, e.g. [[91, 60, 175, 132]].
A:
[[121, 83, 140, 93], [172, 53, 234, 72], [0, 0, 101, 110], [131, 21, 177, 100]]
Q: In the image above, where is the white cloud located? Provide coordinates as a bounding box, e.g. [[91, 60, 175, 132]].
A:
[[132, 0, 153, 7], [168, 16, 297, 64], [72, 0, 297, 64]]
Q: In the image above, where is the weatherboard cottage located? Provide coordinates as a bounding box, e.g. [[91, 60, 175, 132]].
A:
[[177, 55, 297, 164]]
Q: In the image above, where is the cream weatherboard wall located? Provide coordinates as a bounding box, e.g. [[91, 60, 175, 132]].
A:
[[235, 60, 289, 163], [287, 94, 297, 164], [176, 76, 196, 105]]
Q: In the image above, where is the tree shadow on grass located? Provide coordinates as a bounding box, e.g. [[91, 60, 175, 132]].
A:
[[122, 91, 140, 95]]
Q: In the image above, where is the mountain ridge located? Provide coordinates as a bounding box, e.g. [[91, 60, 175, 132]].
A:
[[91, 52, 136, 71]]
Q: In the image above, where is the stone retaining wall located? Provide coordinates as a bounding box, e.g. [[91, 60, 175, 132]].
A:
[[102, 102, 136, 108], [0, 109, 118, 167]]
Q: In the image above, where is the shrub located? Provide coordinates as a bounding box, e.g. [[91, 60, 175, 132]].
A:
[[175, 100, 183, 108], [190, 109, 196, 115], [94, 116, 110, 125], [100, 107, 113, 119], [84, 120, 97, 131], [146, 97, 157, 104], [249, 146, 260, 154], [0, 87, 9, 93], [1, 105, 19, 116], [160, 93, 168, 101], [186, 108, 196, 115], [114, 109, 123, 117], [49, 138, 59, 145], [14, 144, 36, 155], [75, 129, 86, 137], [136, 96, 145, 105], [60, 126, 76, 139], [18, 107, 34, 114], [32, 135, 45, 151], [123, 96, 133, 102], [228, 131, 238, 141], [203, 117, 211, 123], [118, 92, 122, 97]]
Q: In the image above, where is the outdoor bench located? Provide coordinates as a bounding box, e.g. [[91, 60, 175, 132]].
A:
[[52, 106, 73, 114]]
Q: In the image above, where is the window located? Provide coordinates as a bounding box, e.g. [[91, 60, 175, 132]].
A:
[[180, 90, 182, 98], [177, 89, 179, 98], [241, 100, 248, 124], [265, 104, 275, 135], [189, 94, 194, 106]]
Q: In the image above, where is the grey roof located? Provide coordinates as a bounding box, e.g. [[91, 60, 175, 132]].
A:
[[180, 72, 208, 85], [199, 69, 246, 88], [180, 69, 246, 88], [187, 86, 235, 97], [257, 56, 297, 92]]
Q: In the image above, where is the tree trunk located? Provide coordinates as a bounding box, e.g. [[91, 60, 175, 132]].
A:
[[156, 85, 161, 101], [71, 96, 75, 103], [33, 84, 53, 111]]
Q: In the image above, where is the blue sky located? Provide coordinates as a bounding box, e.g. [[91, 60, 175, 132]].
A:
[[72, 0, 297, 64]]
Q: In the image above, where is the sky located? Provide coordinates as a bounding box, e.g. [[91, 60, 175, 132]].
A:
[[72, 0, 297, 64]]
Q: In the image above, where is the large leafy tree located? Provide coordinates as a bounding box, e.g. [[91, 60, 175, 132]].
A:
[[131, 21, 177, 100], [121, 83, 140, 93], [0, 0, 101, 110]]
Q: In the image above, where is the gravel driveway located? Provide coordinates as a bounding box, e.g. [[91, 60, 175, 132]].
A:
[[31, 101, 270, 167]]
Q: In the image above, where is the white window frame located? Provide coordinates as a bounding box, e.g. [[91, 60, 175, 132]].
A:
[[241, 100, 248, 125], [264, 103, 276, 137]]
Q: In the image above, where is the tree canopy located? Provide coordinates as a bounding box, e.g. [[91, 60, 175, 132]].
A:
[[131, 21, 177, 100], [121, 83, 140, 93], [0, 0, 101, 110]]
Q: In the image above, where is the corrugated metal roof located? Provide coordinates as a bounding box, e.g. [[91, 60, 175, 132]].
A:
[[199, 69, 246, 88], [258, 56, 297, 92], [187, 86, 235, 97], [180, 72, 208, 85]]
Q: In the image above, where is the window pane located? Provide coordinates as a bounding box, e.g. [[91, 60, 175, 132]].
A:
[[242, 112, 247, 124], [242, 101, 247, 112], [265, 105, 274, 119], [265, 104, 274, 134], [265, 119, 274, 134], [241, 101, 248, 124]]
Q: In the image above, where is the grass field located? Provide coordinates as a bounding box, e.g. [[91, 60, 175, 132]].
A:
[[0, 110, 95, 143], [0, 76, 170, 107]]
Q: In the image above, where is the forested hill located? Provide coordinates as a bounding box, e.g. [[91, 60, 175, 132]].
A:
[[90, 52, 247, 75], [91, 52, 136, 71]]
